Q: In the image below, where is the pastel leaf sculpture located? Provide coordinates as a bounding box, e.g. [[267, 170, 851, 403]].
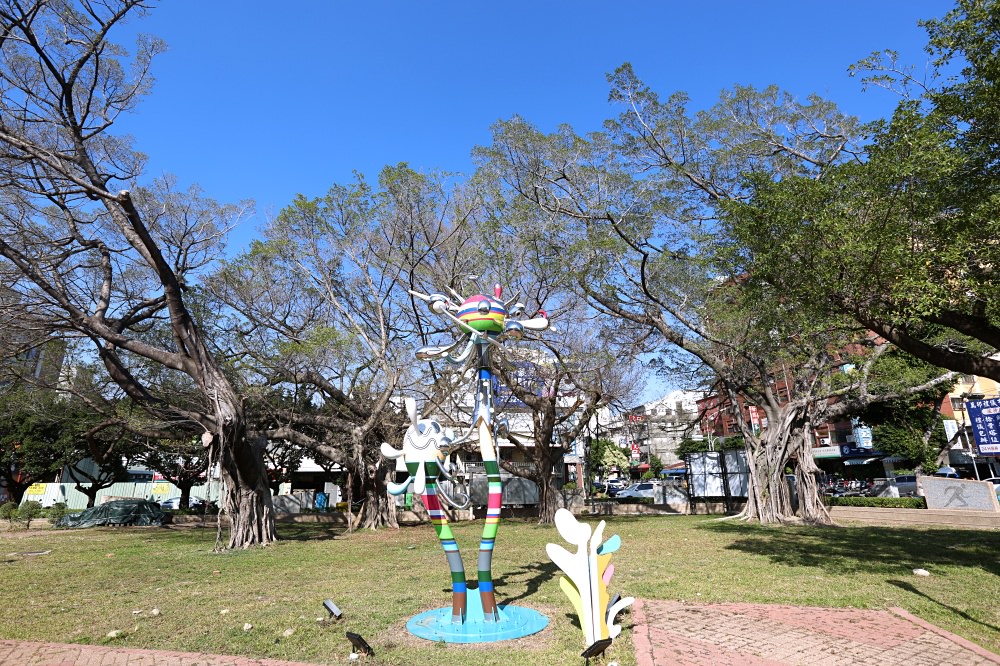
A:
[[546, 508, 634, 646]]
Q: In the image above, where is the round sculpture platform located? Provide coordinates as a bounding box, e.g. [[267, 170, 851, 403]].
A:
[[406, 589, 548, 643]]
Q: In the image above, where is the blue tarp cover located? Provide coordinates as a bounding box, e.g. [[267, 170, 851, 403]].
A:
[[56, 499, 166, 528]]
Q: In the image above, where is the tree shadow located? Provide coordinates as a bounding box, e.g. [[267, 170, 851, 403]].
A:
[[703, 521, 1000, 578], [275, 524, 342, 542], [887, 579, 1000, 634], [496, 560, 559, 604]]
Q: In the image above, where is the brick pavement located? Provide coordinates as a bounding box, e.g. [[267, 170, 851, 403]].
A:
[[631, 599, 1000, 666]]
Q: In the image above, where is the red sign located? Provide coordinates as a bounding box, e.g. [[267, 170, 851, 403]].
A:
[[630, 442, 641, 459], [749, 406, 761, 434]]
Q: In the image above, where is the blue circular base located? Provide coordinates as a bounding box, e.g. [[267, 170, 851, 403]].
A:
[[407, 604, 548, 644]]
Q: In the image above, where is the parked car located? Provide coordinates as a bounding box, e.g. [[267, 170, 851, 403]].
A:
[[615, 482, 658, 500], [605, 480, 626, 497], [159, 496, 212, 510], [892, 475, 918, 496]]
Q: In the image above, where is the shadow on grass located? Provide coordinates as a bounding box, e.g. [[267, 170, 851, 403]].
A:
[[702, 521, 1000, 578], [496, 560, 559, 605], [275, 523, 343, 542], [888, 579, 1000, 634]]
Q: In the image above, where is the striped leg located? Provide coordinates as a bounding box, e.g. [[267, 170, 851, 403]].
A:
[[478, 458, 502, 621], [420, 462, 467, 624]]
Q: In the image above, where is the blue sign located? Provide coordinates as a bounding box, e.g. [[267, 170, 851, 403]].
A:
[[965, 398, 1000, 456], [851, 418, 874, 449], [840, 444, 884, 458]]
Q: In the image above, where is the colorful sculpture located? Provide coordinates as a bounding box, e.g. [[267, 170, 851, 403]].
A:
[[547, 508, 634, 649], [382, 282, 550, 642]]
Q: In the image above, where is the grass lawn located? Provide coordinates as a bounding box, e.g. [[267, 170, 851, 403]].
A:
[[0, 515, 998, 664]]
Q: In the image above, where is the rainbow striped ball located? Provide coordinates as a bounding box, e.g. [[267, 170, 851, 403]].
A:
[[457, 294, 506, 333]]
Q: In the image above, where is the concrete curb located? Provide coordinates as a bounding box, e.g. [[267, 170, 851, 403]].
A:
[[632, 599, 655, 666]]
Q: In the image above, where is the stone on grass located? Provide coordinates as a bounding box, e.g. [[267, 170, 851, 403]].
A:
[[106, 630, 122, 639], [283, 628, 295, 637], [243, 623, 253, 632], [220, 608, 229, 615], [913, 568, 931, 576], [151, 608, 160, 617]]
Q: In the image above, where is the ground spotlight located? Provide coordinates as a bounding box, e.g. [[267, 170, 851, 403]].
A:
[[581, 637, 612, 662], [323, 599, 342, 619], [346, 631, 373, 656]]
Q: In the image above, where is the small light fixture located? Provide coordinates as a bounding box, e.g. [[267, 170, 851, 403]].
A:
[[346, 631, 373, 656], [581, 637, 612, 662], [323, 599, 342, 619]]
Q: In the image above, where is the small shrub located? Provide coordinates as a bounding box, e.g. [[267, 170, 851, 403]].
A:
[[616, 496, 654, 505], [0, 502, 18, 527], [45, 502, 68, 523], [640, 471, 655, 481], [17, 501, 43, 528], [827, 496, 926, 509], [561, 482, 577, 491]]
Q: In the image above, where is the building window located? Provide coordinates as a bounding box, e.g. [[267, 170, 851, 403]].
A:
[[951, 397, 966, 412]]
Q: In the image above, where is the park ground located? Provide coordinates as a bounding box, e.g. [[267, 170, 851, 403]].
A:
[[0, 515, 997, 664]]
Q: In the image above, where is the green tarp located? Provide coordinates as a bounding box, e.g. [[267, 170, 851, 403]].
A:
[[56, 499, 166, 528]]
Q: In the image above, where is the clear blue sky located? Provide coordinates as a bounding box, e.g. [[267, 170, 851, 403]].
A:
[[116, 0, 951, 252]]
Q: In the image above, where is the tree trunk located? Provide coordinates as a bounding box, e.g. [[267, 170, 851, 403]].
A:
[[740, 433, 796, 523], [537, 475, 566, 524], [6, 478, 31, 506], [210, 398, 276, 549], [353, 462, 398, 530], [793, 428, 832, 525]]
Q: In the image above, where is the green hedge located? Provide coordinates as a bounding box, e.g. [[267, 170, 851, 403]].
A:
[[826, 496, 926, 509], [616, 497, 654, 505]]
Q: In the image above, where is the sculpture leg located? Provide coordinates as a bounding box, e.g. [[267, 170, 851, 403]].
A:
[[423, 469, 467, 624], [478, 457, 502, 621]]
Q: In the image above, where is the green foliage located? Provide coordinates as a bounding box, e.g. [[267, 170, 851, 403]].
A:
[[16, 501, 42, 528], [722, 1, 1000, 381], [677, 436, 745, 458], [561, 482, 577, 491], [855, 351, 952, 472], [0, 502, 17, 527], [616, 496, 654, 505], [641, 470, 655, 480], [587, 438, 630, 476], [648, 453, 664, 477], [676, 438, 710, 457], [826, 496, 926, 509], [44, 503, 68, 523]]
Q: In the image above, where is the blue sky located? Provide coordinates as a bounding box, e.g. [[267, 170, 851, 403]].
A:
[[116, 1, 952, 252]]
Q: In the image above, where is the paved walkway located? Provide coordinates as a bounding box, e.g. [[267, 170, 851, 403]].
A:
[[4, 601, 999, 665], [631, 600, 1000, 666]]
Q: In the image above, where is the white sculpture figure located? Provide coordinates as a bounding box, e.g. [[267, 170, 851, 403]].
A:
[[380, 397, 463, 501], [546, 508, 634, 646]]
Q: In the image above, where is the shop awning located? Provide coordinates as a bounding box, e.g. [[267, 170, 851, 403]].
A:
[[843, 457, 881, 466]]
